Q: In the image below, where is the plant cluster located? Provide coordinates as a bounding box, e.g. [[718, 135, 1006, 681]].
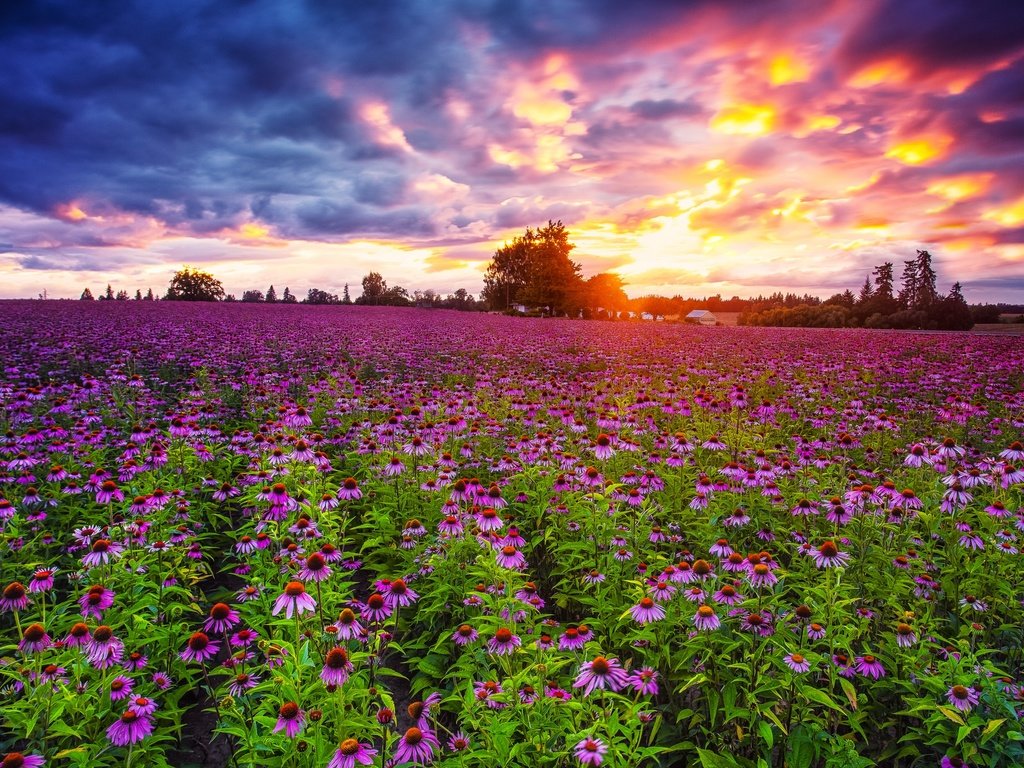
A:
[[0, 302, 1021, 768]]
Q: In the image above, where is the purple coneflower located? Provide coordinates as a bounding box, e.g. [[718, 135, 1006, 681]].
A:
[[748, 563, 778, 588], [321, 647, 354, 686], [896, 623, 917, 647], [383, 578, 418, 608], [127, 696, 158, 716], [1, 582, 31, 613], [203, 603, 240, 634], [329, 739, 378, 768], [18, 623, 51, 654], [106, 710, 153, 746], [273, 701, 305, 739], [854, 654, 886, 679], [109, 675, 134, 701], [337, 477, 362, 501], [486, 627, 521, 655], [946, 684, 980, 712], [298, 552, 332, 582], [393, 726, 438, 765], [693, 604, 721, 631], [573, 656, 629, 696], [784, 653, 811, 673], [574, 737, 607, 766], [272, 581, 317, 618], [180, 631, 219, 663], [630, 597, 666, 625], [82, 538, 124, 568], [495, 545, 526, 570], [812, 540, 850, 569], [228, 672, 260, 697], [28, 569, 57, 593], [361, 593, 392, 623], [628, 667, 659, 695]]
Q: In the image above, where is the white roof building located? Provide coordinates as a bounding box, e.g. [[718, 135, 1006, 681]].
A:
[[685, 309, 718, 325]]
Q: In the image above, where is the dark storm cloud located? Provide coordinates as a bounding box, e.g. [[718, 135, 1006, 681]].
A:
[[837, 0, 1024, 74], [0, 0, 479, 239]]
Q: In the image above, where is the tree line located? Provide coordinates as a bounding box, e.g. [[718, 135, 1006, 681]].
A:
[[739, 250, 974, 329]]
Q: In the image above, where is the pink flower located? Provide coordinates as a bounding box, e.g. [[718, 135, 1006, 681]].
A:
[[106, 710, 154, 746], [574, 737, 607, 766], [573, 656, 629, 697], [328, 739, 377, 768], [273, 702, 305, 739], [272, 582, 317, 618]]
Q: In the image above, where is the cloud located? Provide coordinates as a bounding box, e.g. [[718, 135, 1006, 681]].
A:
[[0, 0, 1022, 301]]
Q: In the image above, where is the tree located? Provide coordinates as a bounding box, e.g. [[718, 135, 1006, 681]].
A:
[[282, 287, 297, 304], [305, 288, 339, 305], [116, 289, 129, 301], [899, 250, 938, 311], [80, 287, 94, 300], [144, 288, 154, 301], [241, 289, 264, 303], [134, 289, 143, 301], [585, 273, 629, 315], [872, 262, 894, 300], [858, 275, 874, 304], [265, 285, 277, 303], [359, 272, 388, 305], [165, 266, 225, 301], [342, 284, 352, 305], [482, 220, 583, 315], [103, 284, 115, 301]]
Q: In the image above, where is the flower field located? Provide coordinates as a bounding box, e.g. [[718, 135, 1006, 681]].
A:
[[1, 300, 1022, 768]]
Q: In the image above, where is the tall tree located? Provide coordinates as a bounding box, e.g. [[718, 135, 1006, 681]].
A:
[[145, 288, 154, 301], [482, 220, 583, 315], [342, 284, 352, 304], [265, 285, 278, 303], [104, 284, 115, 300], [282, 286, 297, 303], [134, 289, 143, 300], [80, 287, 94, 300], [872, 262, 894, 300], [165, 266, 225, 301], [359, 272, 387, 305], [858, 275, 874, 304]]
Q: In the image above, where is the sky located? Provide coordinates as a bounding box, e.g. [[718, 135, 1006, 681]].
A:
[[2, 0, 1024, 302]]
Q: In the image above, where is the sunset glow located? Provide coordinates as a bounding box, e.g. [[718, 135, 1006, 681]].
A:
[[0, 1, 1022, 300]]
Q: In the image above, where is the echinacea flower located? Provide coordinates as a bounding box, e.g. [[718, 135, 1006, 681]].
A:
[[812, 540, 850, 569], [574, 737, 607, 766], [630, 597, 666, 625], [273, 701, 305, 739], [693, 604, 721, 631], [18, 623, 51, 654], [393, 726, 439, 765], [180, 632, 219, 663], [106, 710, 154, 746], [486, 627, 521, 655], [1, 753, 45, 768], [627, 667, 659, 695], [328, 739, 378, 768], [783, 652, 811, 673], [298, 552, 332, 582], [854, 654, 886, 679], [321, 647, 353, 686], [1, 582, 30, 613], [946, 684, 980, 712], [272, 581, 317, 618], [573, 656, 629, 696], [203, 603, 240, 634]]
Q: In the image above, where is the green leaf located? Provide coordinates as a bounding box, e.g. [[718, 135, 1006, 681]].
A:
[[937, 706, 966, 725], [697, 748, 744, 768], [956, 724, 974, 746], [800, 685, 844, 712], [839, 677, 858, 711], [758, 719, 774, 751], [980, 718, 1006, 744]]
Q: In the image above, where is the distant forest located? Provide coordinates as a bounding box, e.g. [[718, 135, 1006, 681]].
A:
[[75, 244, 1019, 331]]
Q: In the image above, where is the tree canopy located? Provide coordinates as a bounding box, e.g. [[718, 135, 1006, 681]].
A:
[[165, 266, 225, 302], [482, 221, 584, 315]]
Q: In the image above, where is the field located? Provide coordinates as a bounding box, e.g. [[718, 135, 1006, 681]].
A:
[[1, 301, 1023, 768]]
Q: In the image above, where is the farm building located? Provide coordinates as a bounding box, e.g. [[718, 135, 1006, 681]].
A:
[[684, 310, 718, 325]]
